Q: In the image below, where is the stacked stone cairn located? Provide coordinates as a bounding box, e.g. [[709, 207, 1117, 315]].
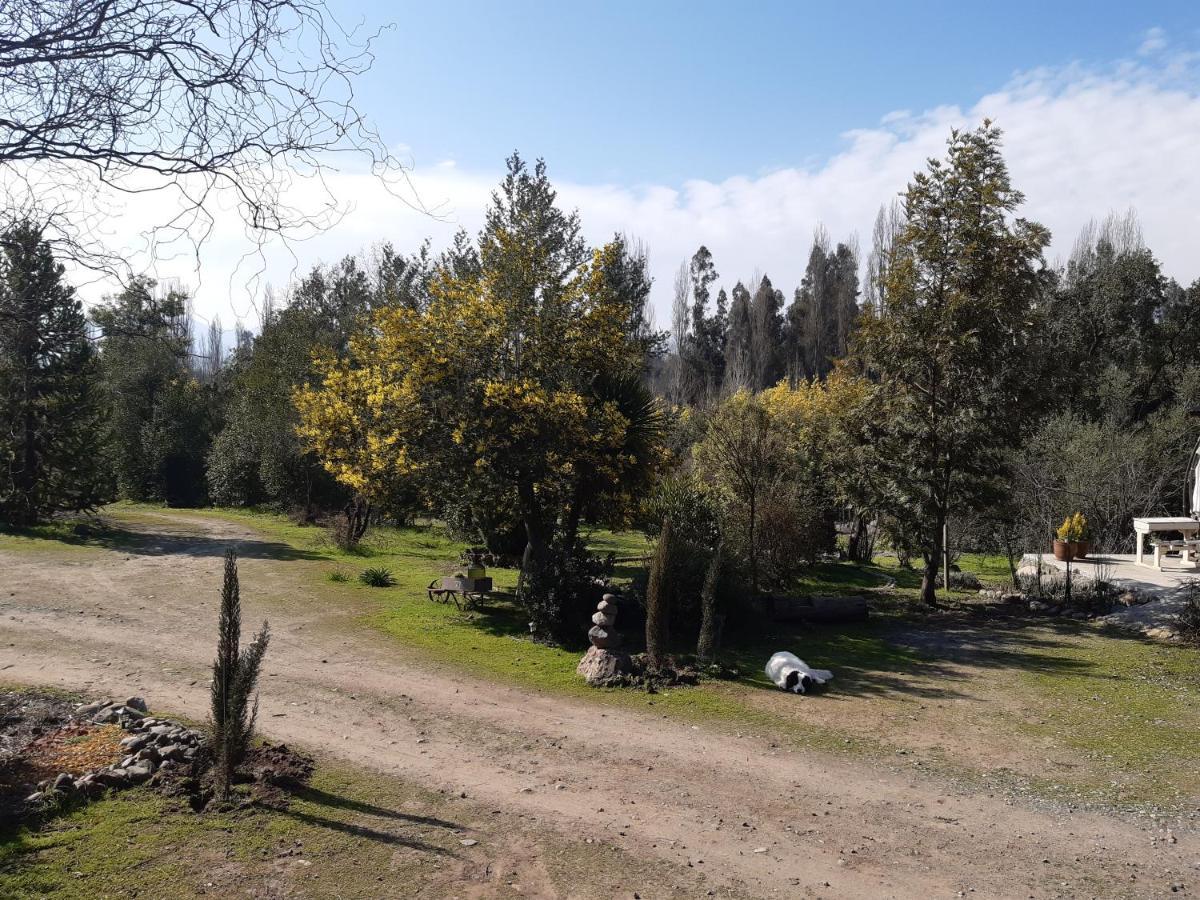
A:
[[24, 697, 203, 807], [576, 593, 632, 686]]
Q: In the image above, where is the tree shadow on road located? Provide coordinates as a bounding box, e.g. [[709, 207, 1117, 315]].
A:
[[272, 783, 462, 852], [0, 517, 326, 562]]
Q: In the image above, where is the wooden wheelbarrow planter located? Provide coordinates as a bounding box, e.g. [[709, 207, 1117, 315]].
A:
[[427, 575, 494, 610]]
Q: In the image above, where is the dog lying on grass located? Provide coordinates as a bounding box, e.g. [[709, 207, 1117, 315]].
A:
[[765, 651, 833, 694]]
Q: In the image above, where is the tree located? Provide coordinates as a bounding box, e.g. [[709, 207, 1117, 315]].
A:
[[1, 0, 408, 270], [206, 256, 381, 516], [695, 540, 724, 666], [749, 275, 784, 390], [644, 518, 674, 671], [92, 277, 216, 505], [788, 231, 859, 381], [852, 122, 1050, 605], [210, 550, 269, 800], [693, 391, 781, 597], [724, 282, 753, 392], [680, 246, 726, 402], [296, 155, 665, 642], [0, 221, 107, 523]]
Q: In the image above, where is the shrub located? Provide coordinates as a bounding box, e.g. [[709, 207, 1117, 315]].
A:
[[210, 550, 270, 800], [521, 537, 612, 646], [949, 570, 981, 590], [1174, 580, 1200, 644], [326, 568, 350, 583], [358, 567, 396, 587]]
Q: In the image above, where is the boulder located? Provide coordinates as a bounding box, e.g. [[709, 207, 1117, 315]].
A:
[[591, 611, 615, 628], [52, 773, 75, 793], [587, 625, 621, 649], [123, 697, 148, 712], [576, 645, 632, 686]]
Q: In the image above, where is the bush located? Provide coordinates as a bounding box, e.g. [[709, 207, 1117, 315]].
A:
[[358, 567, 396, 587], [326, 568, 350, 583], [949, 570, 981, 590], [1174, 580, 1200, 644], [521, 537, 612, 647]]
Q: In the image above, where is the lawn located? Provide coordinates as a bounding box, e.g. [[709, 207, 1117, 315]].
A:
[[12, 503, 1200, 809], [0, 759, 716, 900]]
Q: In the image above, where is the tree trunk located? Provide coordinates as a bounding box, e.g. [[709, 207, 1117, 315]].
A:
[[696, 541, 723, 666], [920, 514, 944, 606], [645, 519, 673, 671]]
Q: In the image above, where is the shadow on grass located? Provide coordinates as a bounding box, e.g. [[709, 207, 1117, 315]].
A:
[[0, 518, 326, 562], [274, 784, 460, 852]]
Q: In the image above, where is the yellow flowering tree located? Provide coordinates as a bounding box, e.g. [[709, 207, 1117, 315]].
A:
[[296, 155, 665, 640]]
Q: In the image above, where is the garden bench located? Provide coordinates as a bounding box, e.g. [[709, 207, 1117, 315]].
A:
[[1152, 538, 1200, 569], [1133, 517, 1200, 567]]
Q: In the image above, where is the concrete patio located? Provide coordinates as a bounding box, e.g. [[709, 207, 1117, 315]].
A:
[[1021, 553, 1197, 597]]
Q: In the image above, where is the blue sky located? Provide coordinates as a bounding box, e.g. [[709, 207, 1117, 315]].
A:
[[85, 3, 1200, 326], [341, 0, 1199, 183]]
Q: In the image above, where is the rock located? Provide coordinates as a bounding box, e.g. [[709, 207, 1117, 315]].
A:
[[92, 705, 120, 724], [121, 761, 154, 783], [148, 725, 173, 736], [591, 611, 615, 628], [52, 773, 75, 792], [587, 625, 621, 649], [601, 593, 618, 603], [24, 791, 44, 804], [597, 599, 617, 615], [158, 744, 188, 763], [96, 769, 128, 788], [576, 645, 632, 686], [135, 747, 161, 763], [1028, 601, 1051, 614], [120, 734, 151, 751], [123, 697, 148, 712], [1001, 592, 1024, 604], [74, 700, 107, 718]]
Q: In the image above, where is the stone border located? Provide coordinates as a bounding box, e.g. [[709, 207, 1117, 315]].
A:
[[24, 697, 204, 806]]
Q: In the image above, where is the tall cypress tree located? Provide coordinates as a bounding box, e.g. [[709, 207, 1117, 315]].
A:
[[0, 222, 108, 524]]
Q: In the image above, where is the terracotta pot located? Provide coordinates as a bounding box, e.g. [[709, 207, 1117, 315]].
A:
[[1052, 539, 1075, 562], [1074, 540, 1091, 559]]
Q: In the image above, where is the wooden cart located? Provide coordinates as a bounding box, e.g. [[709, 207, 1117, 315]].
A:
[[427, 575, 494, 610]]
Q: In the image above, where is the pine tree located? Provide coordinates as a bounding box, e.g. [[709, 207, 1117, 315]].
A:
[[210, 550, 270, 799], [0, 221, 108, 524], [852, 122, 1049, 605]]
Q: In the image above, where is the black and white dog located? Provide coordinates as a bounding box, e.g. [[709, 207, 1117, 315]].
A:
[[765, 651, 833, 695]]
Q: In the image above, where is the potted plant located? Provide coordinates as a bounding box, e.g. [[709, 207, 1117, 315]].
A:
[[1053, 516, 1076, 562], [1072, 513, 1091, 559]]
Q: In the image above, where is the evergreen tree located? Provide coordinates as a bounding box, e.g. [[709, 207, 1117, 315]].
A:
[[852, 122, 1050, 605], [92, 277, 214, 505], [0, 221, 108, 524], [724, 282, 753, 391], [749, 274, 785, 390]]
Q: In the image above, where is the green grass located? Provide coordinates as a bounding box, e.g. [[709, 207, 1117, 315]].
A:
[[0, 762, 715, 899]]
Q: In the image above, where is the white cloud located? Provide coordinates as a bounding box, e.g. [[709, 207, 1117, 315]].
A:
[[72, 43, 1200, 333]]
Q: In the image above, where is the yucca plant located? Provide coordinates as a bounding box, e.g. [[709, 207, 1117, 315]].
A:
[[210, 550, 270, 800], [358, 566, 396, 587]]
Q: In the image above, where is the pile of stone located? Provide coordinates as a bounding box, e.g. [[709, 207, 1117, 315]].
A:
[[24, 697, 204, 806], [576, 593, 632, 686]]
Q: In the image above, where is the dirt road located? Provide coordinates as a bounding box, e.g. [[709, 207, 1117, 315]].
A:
[[1, 512, 1195, 898]]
